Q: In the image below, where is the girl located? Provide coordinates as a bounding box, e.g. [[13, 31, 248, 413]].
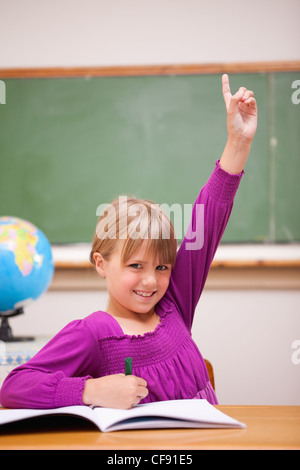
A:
[[0, 75, 257, 409]]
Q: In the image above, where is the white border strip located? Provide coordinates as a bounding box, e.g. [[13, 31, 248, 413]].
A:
[[51, 243, 300, 264]]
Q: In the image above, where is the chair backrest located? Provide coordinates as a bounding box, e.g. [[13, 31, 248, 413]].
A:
[[204, 359, 215, 390]]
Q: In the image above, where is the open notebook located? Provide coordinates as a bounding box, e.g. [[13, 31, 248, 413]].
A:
[[0, 399, 246, 432]]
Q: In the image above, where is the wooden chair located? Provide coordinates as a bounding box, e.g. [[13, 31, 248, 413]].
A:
[[204, 359, 215, 390]]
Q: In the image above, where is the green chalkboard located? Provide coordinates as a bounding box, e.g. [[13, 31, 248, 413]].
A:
[[0, 72, 299, 243]]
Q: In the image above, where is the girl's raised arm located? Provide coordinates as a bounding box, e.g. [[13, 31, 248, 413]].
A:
[[165, 75, 257, 330]]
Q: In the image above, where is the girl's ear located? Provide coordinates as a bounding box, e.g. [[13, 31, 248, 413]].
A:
[[93, 252, 106, 278]]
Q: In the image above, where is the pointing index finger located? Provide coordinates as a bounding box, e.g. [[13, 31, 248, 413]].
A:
[[222, 73, 231, 109]]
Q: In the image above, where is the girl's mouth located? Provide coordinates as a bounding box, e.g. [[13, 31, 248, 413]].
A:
[[133, 290, 156, 298]]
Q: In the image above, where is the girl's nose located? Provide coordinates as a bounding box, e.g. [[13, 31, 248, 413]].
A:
[[141, 271, 157, 289]]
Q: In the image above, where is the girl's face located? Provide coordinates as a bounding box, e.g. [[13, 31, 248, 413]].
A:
[[94, 242, 172, 319]]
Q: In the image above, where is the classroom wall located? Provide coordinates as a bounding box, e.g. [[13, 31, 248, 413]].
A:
[[1, 0, 299, 405]]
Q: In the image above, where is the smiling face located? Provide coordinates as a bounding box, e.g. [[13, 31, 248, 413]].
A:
[[93, 241, 172, 319], [91, 195, 177, 322]]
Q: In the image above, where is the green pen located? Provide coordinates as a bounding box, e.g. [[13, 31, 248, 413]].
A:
[[125, 357, 132, 375]]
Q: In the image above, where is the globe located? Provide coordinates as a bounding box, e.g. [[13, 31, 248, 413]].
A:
[[0, 216, 54, 340]]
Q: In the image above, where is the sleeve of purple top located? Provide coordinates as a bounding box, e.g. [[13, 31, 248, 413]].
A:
[[0, 319, 99, 409], [165, 160, 244, 331]]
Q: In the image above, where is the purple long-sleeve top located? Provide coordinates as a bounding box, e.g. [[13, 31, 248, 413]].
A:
[[0, 161, 243, 409]]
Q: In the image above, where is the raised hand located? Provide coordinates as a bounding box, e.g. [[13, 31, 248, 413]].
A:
[[220, 74, 258, 174], [222, 74, 257, 143]]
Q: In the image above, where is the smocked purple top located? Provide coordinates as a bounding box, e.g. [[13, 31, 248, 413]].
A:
[[0, 161, 243, 409]]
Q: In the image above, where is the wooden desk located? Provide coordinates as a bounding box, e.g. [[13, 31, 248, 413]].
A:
[[0, 405, 299, 450]]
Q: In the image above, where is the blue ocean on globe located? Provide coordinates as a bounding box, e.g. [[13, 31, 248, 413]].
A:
[[0, 216, 54, 313]]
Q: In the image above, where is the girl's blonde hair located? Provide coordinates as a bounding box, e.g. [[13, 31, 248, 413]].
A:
[[90, 196, 177, 267]]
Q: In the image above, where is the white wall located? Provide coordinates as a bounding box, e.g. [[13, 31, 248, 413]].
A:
[[1, 0, 299, 405], [0, 0, 299, 68]]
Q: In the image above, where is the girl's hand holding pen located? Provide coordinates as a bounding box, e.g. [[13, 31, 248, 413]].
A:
[[82, 357, 148, 409], [82, 374, 149, 409]]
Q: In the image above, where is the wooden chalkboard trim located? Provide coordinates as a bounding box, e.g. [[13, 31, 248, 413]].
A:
[[1, 61, 300, 79]]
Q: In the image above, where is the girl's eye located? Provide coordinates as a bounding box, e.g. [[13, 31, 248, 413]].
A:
[[129, 263, 142, 269], [156, 265, 168, 271]]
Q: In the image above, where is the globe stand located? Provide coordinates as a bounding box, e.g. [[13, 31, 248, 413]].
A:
[[0, 308, 34, 342]]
